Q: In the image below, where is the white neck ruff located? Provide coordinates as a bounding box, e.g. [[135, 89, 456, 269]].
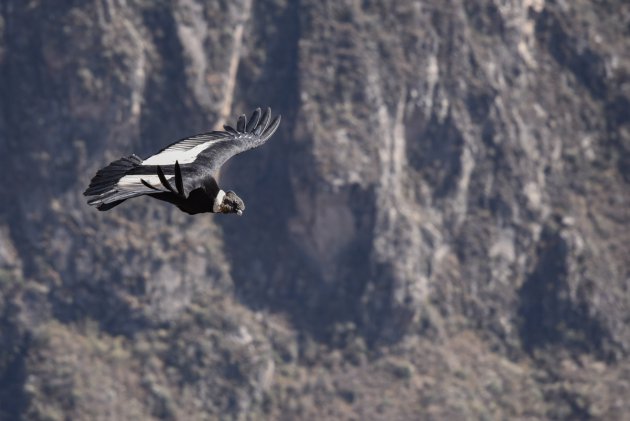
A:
[[213, 190, 226, 213]]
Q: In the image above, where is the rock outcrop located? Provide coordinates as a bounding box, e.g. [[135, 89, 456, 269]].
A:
[[1, 1, 628, 419]]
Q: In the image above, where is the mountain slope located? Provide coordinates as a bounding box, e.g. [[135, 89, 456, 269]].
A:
[[0, 0, 629, 419]]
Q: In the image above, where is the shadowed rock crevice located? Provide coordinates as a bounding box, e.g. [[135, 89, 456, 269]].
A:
[[217, 0, 329, 331], [534, 8, 607, 100], [406, 111, 464, 199], [0, 4, 74, 280], [0, 341, 28, 421], [463, 1, 505, 37], [50, 277, 149, 337], [518, 226, 610, 359], [0, 286, 29, 421], [221, 0, 389, 344]]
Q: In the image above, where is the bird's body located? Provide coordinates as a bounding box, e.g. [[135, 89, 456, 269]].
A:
[[84, 108, 281, 215]]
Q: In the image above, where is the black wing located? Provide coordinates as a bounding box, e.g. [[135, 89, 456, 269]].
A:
[[141, 107, 281, 174], [86, 161, 208, 209]]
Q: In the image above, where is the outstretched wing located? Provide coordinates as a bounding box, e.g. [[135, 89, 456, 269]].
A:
[[142, 107, 281, 173], [86, 161, 197, 209], [84, 107, 280, 211]]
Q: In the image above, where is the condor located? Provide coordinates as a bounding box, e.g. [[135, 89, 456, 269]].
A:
[[84, 108, 281, 215]]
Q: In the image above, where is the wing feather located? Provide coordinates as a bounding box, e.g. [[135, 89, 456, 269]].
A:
[[140, 178, 160, 191], [157, 165, 176, 193], [254, 108, 271, 136], [223, 125, 239, 136], [236, 114, 247, 132], [193, 108, 281, 173], [245, 108, 261, 132], [142, 132, 231, 165], [262, 115, 281, 139], [174, 161, 185, 195], [140, 108, 281, 171]]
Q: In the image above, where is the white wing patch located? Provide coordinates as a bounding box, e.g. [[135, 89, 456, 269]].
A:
[[117, 174, 166, 191], [143, 135, 228, 165]]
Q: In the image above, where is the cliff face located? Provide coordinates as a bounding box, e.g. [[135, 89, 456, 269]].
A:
[[1, 0, 629, 419]]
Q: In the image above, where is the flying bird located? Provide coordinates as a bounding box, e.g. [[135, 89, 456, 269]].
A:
[[84, 107, 281, 215]]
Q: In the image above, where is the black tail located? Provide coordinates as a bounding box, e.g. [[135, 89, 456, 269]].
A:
[[84, 154, 142, 199]]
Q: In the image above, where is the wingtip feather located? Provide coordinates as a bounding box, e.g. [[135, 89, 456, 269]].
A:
[[246, 108, 262, 133], [157, 165, 175, 193], [174, 161, 185, 195], [261, 115, 281, 140], [254, 108, 271, 136], [237, 114, 247, 132], [224, 125, 239, 136]]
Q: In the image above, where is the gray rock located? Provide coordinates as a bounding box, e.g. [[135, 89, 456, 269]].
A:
[[0, 0, 628, 419]]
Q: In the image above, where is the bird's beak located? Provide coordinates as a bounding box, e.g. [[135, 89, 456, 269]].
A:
[[236, 210, 243, 216]]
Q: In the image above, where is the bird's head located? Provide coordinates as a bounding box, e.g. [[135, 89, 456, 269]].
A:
[[219, 191, 245, 216]]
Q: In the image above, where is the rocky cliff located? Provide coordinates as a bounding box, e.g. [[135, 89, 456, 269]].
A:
[[1, 0, 629, 419]]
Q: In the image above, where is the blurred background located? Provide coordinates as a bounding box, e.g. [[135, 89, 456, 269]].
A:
[[0, 0, 629, 419]]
